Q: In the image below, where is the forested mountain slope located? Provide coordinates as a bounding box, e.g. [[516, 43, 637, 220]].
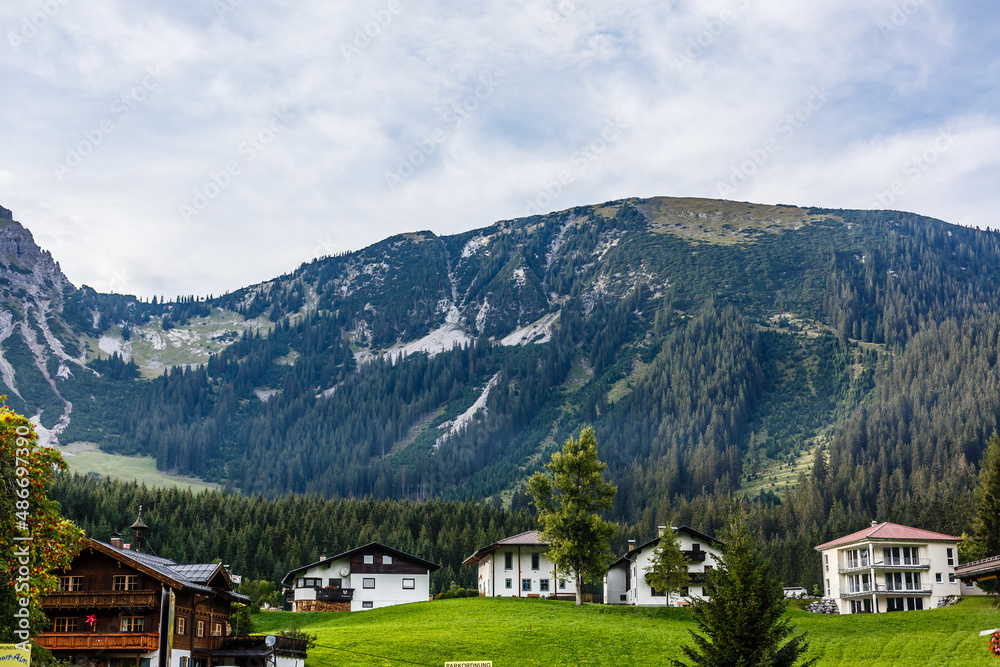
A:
[[4, 198, 1000, 546]]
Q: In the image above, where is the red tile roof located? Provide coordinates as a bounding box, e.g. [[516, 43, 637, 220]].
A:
[[461, 530, 548, 566], [814, 522, 962, 551]]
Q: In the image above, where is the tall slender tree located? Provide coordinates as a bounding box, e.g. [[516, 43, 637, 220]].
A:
[[969, 433, 1000, 595], [645, 532, 691, 602], [674, 501, 815, 667], [528, 426, 617, 606]]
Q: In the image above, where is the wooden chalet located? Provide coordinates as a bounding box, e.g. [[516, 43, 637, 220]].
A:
[[37, 512, 306, 667]]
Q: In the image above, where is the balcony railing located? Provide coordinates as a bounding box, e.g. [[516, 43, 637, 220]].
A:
[[41, 590, 160, 609], [213, 635, 309, 658], [316, 587, 354, 602], [839, 558, 932, 573], [36, 632, 159, 651], [840, 584, 932, 598], [683, 550, 707, 563]]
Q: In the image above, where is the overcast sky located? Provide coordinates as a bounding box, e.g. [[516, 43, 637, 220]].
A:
[[1, 0, 998, 299]]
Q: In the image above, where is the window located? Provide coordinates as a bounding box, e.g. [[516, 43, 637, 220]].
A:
[[212, 623, 222, 637], [383, 555, 393, 565], [196, 620, 205, 637], [825, 579, 830, 595], [330, 578, 342, 588], [849, 599, 872, 614], [539, 579, 550, 592], [701, 587, 707, 596], [681, 587, 689, 596], [402, 578, 415, 590], [504, 552, 513, 570], [949, 573, 956, 583], [620, 594, 627, 602], [505, 578, 512, 589], [947, 548, 954, 566], [704, 565, 712, 573], [364, 554, 374, 564], [531, 553, 540, 570], [650, 586, 665, 597], [58, 576, 83, 592], [362, 601, 373, 609], [691, 543, 701, 552], [906, 597, 923, 611], [558, 579, 566, 590], [522, 579, 532, 592], [363, 578, 375, 589], [53, 617, 77, 632], [296, 578, 321, 588], [113, 575, 138, 591], [966, 581, 975, 589], [935, 573, 942, 583], [177, 617, 186, 635], [846, 549, 870, 569], [886, 597, 904, 612], [180, 658, 188, 667], [121, 617, 144, 632], [824, 554, 829, 572], [847, 574, 871, 594], [886, 572, 921, 592]]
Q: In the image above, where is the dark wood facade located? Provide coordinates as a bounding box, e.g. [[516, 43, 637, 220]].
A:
[[37, 539, 248, 667]]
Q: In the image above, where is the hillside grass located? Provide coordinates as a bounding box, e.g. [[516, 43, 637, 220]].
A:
[[252, 596, 1000, 666], [58, 442, 219, 492]]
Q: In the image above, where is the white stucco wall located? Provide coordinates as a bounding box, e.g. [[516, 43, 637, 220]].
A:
[[475, 547, 577, 598], [292, 556, 432, 611]]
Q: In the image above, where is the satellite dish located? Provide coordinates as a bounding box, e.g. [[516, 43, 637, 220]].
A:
[[265, 635, 276, 647], [339, 567, 350, 577]]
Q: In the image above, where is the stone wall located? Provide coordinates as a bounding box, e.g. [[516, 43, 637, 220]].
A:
[[805, 598, 840, 614]]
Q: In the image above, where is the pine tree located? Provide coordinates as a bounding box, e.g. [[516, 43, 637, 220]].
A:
[[969, 433, 1000, 595], [528, 426, 617, 606], [645, 532, 690, 600], [673, 502, 815, 667]]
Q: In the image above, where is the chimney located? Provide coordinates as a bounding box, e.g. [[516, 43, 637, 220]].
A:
[[871, 520, 878, 528], [657, 526, 666, 538], [110, 532, 124, 549], [319, 552, 326, 562], [627, 539, 636, 551]]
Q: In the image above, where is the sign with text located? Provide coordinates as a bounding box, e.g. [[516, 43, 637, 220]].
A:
[[445, 662, 492, 667], [0, 645, 30, 666]]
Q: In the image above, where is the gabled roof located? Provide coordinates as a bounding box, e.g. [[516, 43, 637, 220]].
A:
[[282, 542, 441, 586], [814, 522, 962, 551], [462, 530, 548, 566], [86, 539, 249, 603], [623, 526, 724, 560]]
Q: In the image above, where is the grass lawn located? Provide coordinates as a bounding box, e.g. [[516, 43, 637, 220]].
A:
[[58, 442, 219, 492], [252, 596, 1000, 666]]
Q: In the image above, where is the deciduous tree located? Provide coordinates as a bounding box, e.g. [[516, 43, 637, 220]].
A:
[[644, 532, 690, 601], [528, 426, 616, 606]]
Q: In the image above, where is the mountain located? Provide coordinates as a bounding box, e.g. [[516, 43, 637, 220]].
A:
[[3, 197, 1000, 535]]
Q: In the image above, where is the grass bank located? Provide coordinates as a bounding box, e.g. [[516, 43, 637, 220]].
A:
[[253, 596, 1000, 666]]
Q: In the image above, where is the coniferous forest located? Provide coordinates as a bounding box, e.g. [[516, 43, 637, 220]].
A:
[[4, 196, 1000, 590]]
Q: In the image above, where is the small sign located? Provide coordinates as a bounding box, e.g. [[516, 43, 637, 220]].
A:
[[0, 645, 30, 666], [445, 662, 492, 667], [981, 628, 1000, 637]]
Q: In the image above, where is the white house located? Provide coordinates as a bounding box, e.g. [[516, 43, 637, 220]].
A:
[[814, 521, 984, 614], [282, 543, 439, 612], [462, 530, 577, 599], [604, 525, 723, 606]]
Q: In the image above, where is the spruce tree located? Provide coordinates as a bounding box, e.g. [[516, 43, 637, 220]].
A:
[[673, 502, 815, 667], [645, 532, 691, 601], [528, 426, 617, 606], [969, 433, 1000, 595]]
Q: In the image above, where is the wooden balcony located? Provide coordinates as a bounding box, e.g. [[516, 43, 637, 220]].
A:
[[41, 590, 160, 609], [683, 550, 707, 563], [36, 632, 159, 651]]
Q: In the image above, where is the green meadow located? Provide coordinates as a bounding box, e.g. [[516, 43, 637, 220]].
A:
[[253, 596, 1000, 666]]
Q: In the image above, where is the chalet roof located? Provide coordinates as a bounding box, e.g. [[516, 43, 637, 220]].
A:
[[462, 530, 548, 566], [281, 542, 441, 586], [954, 554, 1000, 582], [90, 539, 249, 603], [814, 522, 962, 551], [624, 526, 724, 560]]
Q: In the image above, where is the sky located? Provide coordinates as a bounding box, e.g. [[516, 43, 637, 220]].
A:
[[1, 0, 999, 300]]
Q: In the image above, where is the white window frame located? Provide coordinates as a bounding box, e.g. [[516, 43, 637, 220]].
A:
[[363, 578, 375, 589], [402, 578, 415, 590], [364, 554, 374, 565], [383, 555, 393, 565]]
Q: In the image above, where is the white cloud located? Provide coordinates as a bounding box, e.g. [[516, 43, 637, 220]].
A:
[[0, 0, 998, 297]]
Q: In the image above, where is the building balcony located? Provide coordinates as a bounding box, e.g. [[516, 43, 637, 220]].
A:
[[212, 635, 309, 659], [36, 632, 159, 652], [839, 584, 932, 599], [316, 587, 354, 602], [838, 558, 931, 574], [41, 590, 160, 609], [682, 550, 707, 563]]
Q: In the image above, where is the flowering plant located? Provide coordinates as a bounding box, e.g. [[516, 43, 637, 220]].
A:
[[989, 630, 1000, 657]]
